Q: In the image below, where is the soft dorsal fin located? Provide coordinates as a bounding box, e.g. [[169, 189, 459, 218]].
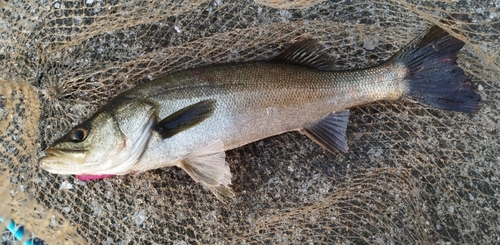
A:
[[301, 110, 349, 153], [153, 99, 216, 139], [270, 39, 334, 70]]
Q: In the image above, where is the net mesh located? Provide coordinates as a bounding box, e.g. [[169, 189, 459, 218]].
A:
[[1, 0, 499, 243]]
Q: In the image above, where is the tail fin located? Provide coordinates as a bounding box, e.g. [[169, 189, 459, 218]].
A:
[[390, 14, 480, 113]]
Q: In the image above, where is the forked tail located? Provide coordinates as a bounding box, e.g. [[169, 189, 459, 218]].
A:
[[390, 14, 480, 112]]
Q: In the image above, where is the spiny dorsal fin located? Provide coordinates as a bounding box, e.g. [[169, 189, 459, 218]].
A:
[[301, 110, 349, 153], [270, 39, 334, 70], [178, 140, 234, 203], [153, 99, 216, 139]]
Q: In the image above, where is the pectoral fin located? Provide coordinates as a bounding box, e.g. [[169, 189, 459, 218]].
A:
[[301, 110, 349, 153], [153, 99, 216, 139], [178, 140, 234, 203]]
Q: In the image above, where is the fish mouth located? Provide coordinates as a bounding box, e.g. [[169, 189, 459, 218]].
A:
[[39, 148, 88, 174]]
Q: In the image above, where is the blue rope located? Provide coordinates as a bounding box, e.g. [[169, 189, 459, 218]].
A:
[[0, 217, 45, 245]]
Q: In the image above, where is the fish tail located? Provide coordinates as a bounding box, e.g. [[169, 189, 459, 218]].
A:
[[390, 14, 480, 112]]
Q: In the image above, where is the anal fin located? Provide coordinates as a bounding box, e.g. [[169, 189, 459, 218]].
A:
[[301, 110, 349, 153], [178, 140, 234, 203]]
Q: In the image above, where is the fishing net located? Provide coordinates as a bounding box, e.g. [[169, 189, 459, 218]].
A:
[[1, 0, 499, 243]]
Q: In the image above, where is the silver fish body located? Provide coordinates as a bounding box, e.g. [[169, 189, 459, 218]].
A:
[[127, 62, 406, 169]]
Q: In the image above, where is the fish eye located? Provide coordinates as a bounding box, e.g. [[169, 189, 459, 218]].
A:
[[71, 127, 88, 142]]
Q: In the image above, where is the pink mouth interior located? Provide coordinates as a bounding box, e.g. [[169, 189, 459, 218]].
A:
[[76, 174, 116, 181]]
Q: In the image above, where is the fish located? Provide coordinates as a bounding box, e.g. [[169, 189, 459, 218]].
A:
[[39, 14, 480, 203]]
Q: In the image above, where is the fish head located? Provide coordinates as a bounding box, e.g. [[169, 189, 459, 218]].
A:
[[39, 100, 157, 176]]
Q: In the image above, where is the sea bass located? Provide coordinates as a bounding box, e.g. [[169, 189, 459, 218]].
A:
[[39, 15, 480, 202]]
